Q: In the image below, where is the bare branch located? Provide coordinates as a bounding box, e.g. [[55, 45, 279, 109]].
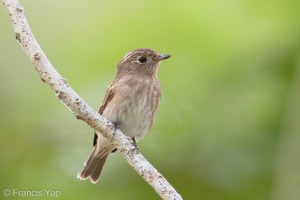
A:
[[1, 0, 183, 199]]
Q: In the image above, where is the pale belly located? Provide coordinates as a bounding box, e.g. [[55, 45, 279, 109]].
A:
[[102, 79, 161, 142], [103, 94, 159, 142]]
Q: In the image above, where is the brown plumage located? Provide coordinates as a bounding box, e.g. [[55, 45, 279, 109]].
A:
[[77, 48, 171, 183]]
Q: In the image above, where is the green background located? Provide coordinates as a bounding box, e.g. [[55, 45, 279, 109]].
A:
[[1, 0, 300, 199]]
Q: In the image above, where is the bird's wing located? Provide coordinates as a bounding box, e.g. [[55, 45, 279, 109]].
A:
[[99, 84, 115, 115], [93, 83, 116, 146]]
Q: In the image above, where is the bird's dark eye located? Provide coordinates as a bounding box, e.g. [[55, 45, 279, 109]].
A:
[[138, 56, 147, 63]]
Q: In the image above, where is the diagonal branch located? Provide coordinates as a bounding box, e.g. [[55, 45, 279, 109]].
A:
[[1, 0, 183, 199]]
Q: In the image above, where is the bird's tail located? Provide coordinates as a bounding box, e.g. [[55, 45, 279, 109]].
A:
[[77, 146, 108, 184]]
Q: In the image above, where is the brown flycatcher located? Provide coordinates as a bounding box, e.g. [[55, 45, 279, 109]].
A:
[[77, 48, 171, 183]]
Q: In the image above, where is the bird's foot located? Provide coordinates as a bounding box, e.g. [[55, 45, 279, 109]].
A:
[[131, 137, 140, 152]]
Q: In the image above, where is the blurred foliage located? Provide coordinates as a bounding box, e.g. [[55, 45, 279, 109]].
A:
[[1, 0, 300, 199]]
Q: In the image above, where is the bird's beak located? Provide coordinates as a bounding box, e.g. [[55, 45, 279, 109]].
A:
[[152, 54, 171, 63]]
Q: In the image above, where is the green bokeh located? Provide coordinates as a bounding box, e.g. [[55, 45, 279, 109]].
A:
[[1, 0, 300, 199]]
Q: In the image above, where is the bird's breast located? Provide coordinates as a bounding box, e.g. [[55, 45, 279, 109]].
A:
[[103, 78, 161, 141]]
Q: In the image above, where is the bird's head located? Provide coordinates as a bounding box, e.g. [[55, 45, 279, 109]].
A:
[[116, 48, 171, 78]]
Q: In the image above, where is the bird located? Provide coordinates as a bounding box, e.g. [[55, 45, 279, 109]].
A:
[[77, 48, 171, 183]]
